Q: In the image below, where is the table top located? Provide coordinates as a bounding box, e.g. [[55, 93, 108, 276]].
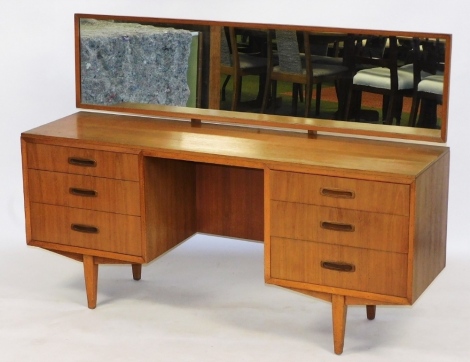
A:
[[22, 112, 448, 183]]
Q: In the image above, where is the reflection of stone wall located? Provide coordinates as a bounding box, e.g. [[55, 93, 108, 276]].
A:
[[80, 19, 193, 106]]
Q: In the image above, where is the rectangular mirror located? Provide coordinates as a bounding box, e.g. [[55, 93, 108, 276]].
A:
[[75, 14, 451, 142]]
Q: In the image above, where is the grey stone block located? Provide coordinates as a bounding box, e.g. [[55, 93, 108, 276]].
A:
[[80, 19, 193, 106]]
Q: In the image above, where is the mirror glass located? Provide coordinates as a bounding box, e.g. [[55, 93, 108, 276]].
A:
[[75, 14, 451, 142]]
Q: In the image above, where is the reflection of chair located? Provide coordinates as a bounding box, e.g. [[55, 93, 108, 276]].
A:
[[409, 74, 444, 128], [408, 39, 445, 128], [310, 40, 343, 66], [220, 27, 268, 111], [354, 36, 387, 70], [345, 36, 415, 125], [305, 37, 344, 110], [261, 30, 349, 117]]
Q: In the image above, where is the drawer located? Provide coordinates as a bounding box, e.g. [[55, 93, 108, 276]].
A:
[[271, 200, 409, 253], [271, 171, 409, 215], [30, 203, 142, 256], [26, 143, 139, 181], [28, 170, 141, 216], [270, 237, 408, 297]]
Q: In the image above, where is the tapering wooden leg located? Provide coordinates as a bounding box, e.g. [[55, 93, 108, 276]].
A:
[[366, 305, 376, 320], [332, 294, 347, 355], [83, 255, 98, 309], [132, 264, 142, 281]]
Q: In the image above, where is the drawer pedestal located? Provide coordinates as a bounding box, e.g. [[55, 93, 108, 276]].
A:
[[266, 166, 448, 354]]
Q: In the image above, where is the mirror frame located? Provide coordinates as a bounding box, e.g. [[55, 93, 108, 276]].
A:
[[75, 13, 452, 143]]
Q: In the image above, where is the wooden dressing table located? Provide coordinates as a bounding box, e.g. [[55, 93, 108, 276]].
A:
[[21, 111, 449, 354]]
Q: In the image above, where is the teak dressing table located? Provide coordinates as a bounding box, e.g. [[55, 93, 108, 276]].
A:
[[21, 15, 450, 355]]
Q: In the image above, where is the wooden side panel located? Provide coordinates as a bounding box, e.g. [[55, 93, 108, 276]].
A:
[[411, 151, 449, 303], [143, 158, 197, 262], [21, 139, 33, 244], [264, 167, 272, 279], [196, 164, 264, 241]]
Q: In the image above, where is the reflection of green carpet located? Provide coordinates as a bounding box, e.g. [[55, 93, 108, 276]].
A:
[[220, 76, 340, 119], [283, 86, 412, 110], [281, 86, 443, 126], [220, 76, 442, 127]]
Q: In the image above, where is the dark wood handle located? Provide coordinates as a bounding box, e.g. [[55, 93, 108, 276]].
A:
[[71, 224, 99, 234], [69, 187, 98, 197], [68, 157, 97, 167], [321, 221, 355, 232], [320, 188, 355, 199], [321, 261, 355, 272]]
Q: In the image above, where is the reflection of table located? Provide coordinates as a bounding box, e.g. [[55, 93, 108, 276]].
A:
[[235, 28, 269, 55], [309, 32, 350, 57]]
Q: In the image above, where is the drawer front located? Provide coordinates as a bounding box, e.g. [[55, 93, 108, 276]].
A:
[[30, 203, 142, 256], [270, 237, 408, 297], [271, 201, 409, 253], [26, 143, 139, 181], [28, 170, 141, 216], [271, 171, 409, 215]]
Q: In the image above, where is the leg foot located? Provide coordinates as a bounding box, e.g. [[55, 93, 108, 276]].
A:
[[366, 305, 376, 320], [332, 294, 347, 355], [83, 255, 98, 309], [132, 264, 142, 281]]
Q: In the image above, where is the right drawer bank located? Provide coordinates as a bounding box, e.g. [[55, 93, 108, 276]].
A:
[[267, 165, 448, 304]]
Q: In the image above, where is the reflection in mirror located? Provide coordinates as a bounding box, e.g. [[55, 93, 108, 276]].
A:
[[221, 29, 447, 130], [75, 14, 451, 142]]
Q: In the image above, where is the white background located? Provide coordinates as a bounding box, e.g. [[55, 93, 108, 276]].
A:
[[1, 1, 468, 361]]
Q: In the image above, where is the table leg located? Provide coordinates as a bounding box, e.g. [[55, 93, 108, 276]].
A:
[[83, 255, 98, 309], [366, 305, 376, 320], [132, 264, 142, 281], [332, 294, 347, 355]]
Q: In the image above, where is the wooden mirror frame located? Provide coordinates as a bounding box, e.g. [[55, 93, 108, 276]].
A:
[[75, 13, 451, 143]]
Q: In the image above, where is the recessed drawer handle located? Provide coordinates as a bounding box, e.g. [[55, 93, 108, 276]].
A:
[[68, 157, 97, 167], [71, 224, 99, 234], [321, 261, 356, 272], [320, 188, 355, 199], [320, 221, 355, 232], [69, 187, 98, 197]]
